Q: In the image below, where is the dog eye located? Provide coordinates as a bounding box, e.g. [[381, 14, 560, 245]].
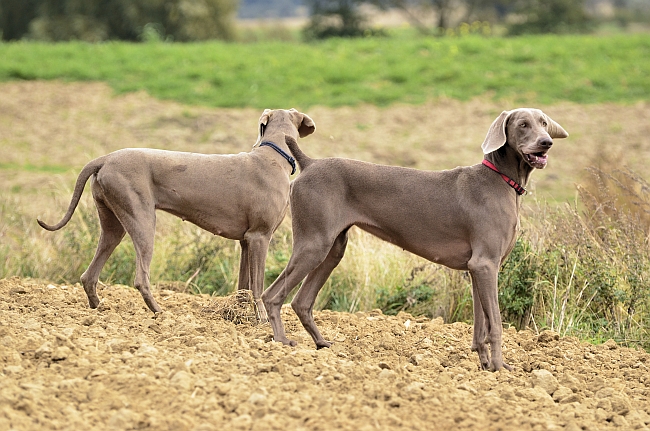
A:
[[542, 121, 548, 127], [520, 122, 527, 128]]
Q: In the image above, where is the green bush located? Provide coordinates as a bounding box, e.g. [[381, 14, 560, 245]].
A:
[[498, 168, 649, 348], [498, 237, 539, 330]]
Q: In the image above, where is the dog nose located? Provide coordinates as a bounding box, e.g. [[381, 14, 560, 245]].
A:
[[538, 137, 553, 149]]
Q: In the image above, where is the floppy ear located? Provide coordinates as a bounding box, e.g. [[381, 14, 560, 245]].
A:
[[255, 109, 272, 147], [298, 112, 316, 138], [482, 110, 511, 154], [544, 113, 569, 139]]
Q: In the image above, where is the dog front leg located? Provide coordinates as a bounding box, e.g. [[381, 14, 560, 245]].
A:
[[237, 240, 250, 292], [244, 232, 271, 323], [470, 279, 490, 370], [468, 257, 512, 372]]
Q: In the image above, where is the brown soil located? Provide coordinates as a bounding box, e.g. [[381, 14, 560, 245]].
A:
[[1, 277, 649, 430]]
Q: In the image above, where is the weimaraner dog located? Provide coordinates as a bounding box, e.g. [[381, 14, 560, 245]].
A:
[[38, 109, 315, 316], [262, 108, 568, 371]]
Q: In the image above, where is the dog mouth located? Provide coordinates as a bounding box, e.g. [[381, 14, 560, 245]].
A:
[[524, 151, 548, 169]]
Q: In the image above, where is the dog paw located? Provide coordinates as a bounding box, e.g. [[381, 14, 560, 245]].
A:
[[488, 360, 513, 372], [316, 340, 332, 349], [274, 337, 297, 347]]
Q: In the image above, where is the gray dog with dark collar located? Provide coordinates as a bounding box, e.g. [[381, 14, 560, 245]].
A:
[[263, 108, 567, 371], [38, 109, 315, 317]]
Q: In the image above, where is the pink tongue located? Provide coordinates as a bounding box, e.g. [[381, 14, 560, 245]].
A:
[[531, 154, 548, 165]]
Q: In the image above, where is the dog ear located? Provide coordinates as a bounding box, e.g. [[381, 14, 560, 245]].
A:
[[255, 109, 272, 146], [481, 110, 511, 154], [298, 113, 316, 138], [544, 114, 569, 139]]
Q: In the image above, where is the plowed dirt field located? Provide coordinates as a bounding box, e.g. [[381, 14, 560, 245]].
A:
[[1, 277, 649, 430]]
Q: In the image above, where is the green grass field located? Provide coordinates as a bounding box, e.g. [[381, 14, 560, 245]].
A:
[[1, 33, 649, 108]]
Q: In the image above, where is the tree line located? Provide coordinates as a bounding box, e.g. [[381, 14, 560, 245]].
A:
[[1, 0, 649, 41], [302, 0, 649, 39], [0, 0, 239, 42]]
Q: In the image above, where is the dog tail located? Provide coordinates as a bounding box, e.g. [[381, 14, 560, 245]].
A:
[[285, 135, 314, 172], [37, 156, 107, 231]]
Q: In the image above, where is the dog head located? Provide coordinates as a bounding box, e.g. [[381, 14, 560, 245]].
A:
[[481, 108, 568, 169], [255, 109, 315, 146]]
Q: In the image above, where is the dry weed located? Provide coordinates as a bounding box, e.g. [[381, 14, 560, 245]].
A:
[[201, 289, 260, 325]]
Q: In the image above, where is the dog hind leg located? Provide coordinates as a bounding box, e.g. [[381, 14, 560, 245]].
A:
[[262, 236, 339, 346], [292, 229, 349, 348], [80, 199, 126, 309], [110, 196, 161, 313], [130, 217, 161, 313]]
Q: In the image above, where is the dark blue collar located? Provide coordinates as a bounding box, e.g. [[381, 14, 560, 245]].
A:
[[260, 141, 296, 175]]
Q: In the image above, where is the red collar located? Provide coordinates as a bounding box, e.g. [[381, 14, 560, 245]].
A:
[[482, 159, 526, 195]]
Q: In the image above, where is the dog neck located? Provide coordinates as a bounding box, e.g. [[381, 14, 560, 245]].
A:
[[484, 143, 534, 195], [259, 141, 296, 175]]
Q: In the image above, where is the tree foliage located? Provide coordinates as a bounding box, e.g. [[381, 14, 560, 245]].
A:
[[0, 0, 239, 42], [507, 0, 593, 35], [302, 0, 600, 39], [0, 0, 41, 40], [303, 0, 504, 38], [302, 0, 375, 39]]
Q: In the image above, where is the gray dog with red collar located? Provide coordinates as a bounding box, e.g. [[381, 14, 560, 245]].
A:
[[263, 108, 568, 371]]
